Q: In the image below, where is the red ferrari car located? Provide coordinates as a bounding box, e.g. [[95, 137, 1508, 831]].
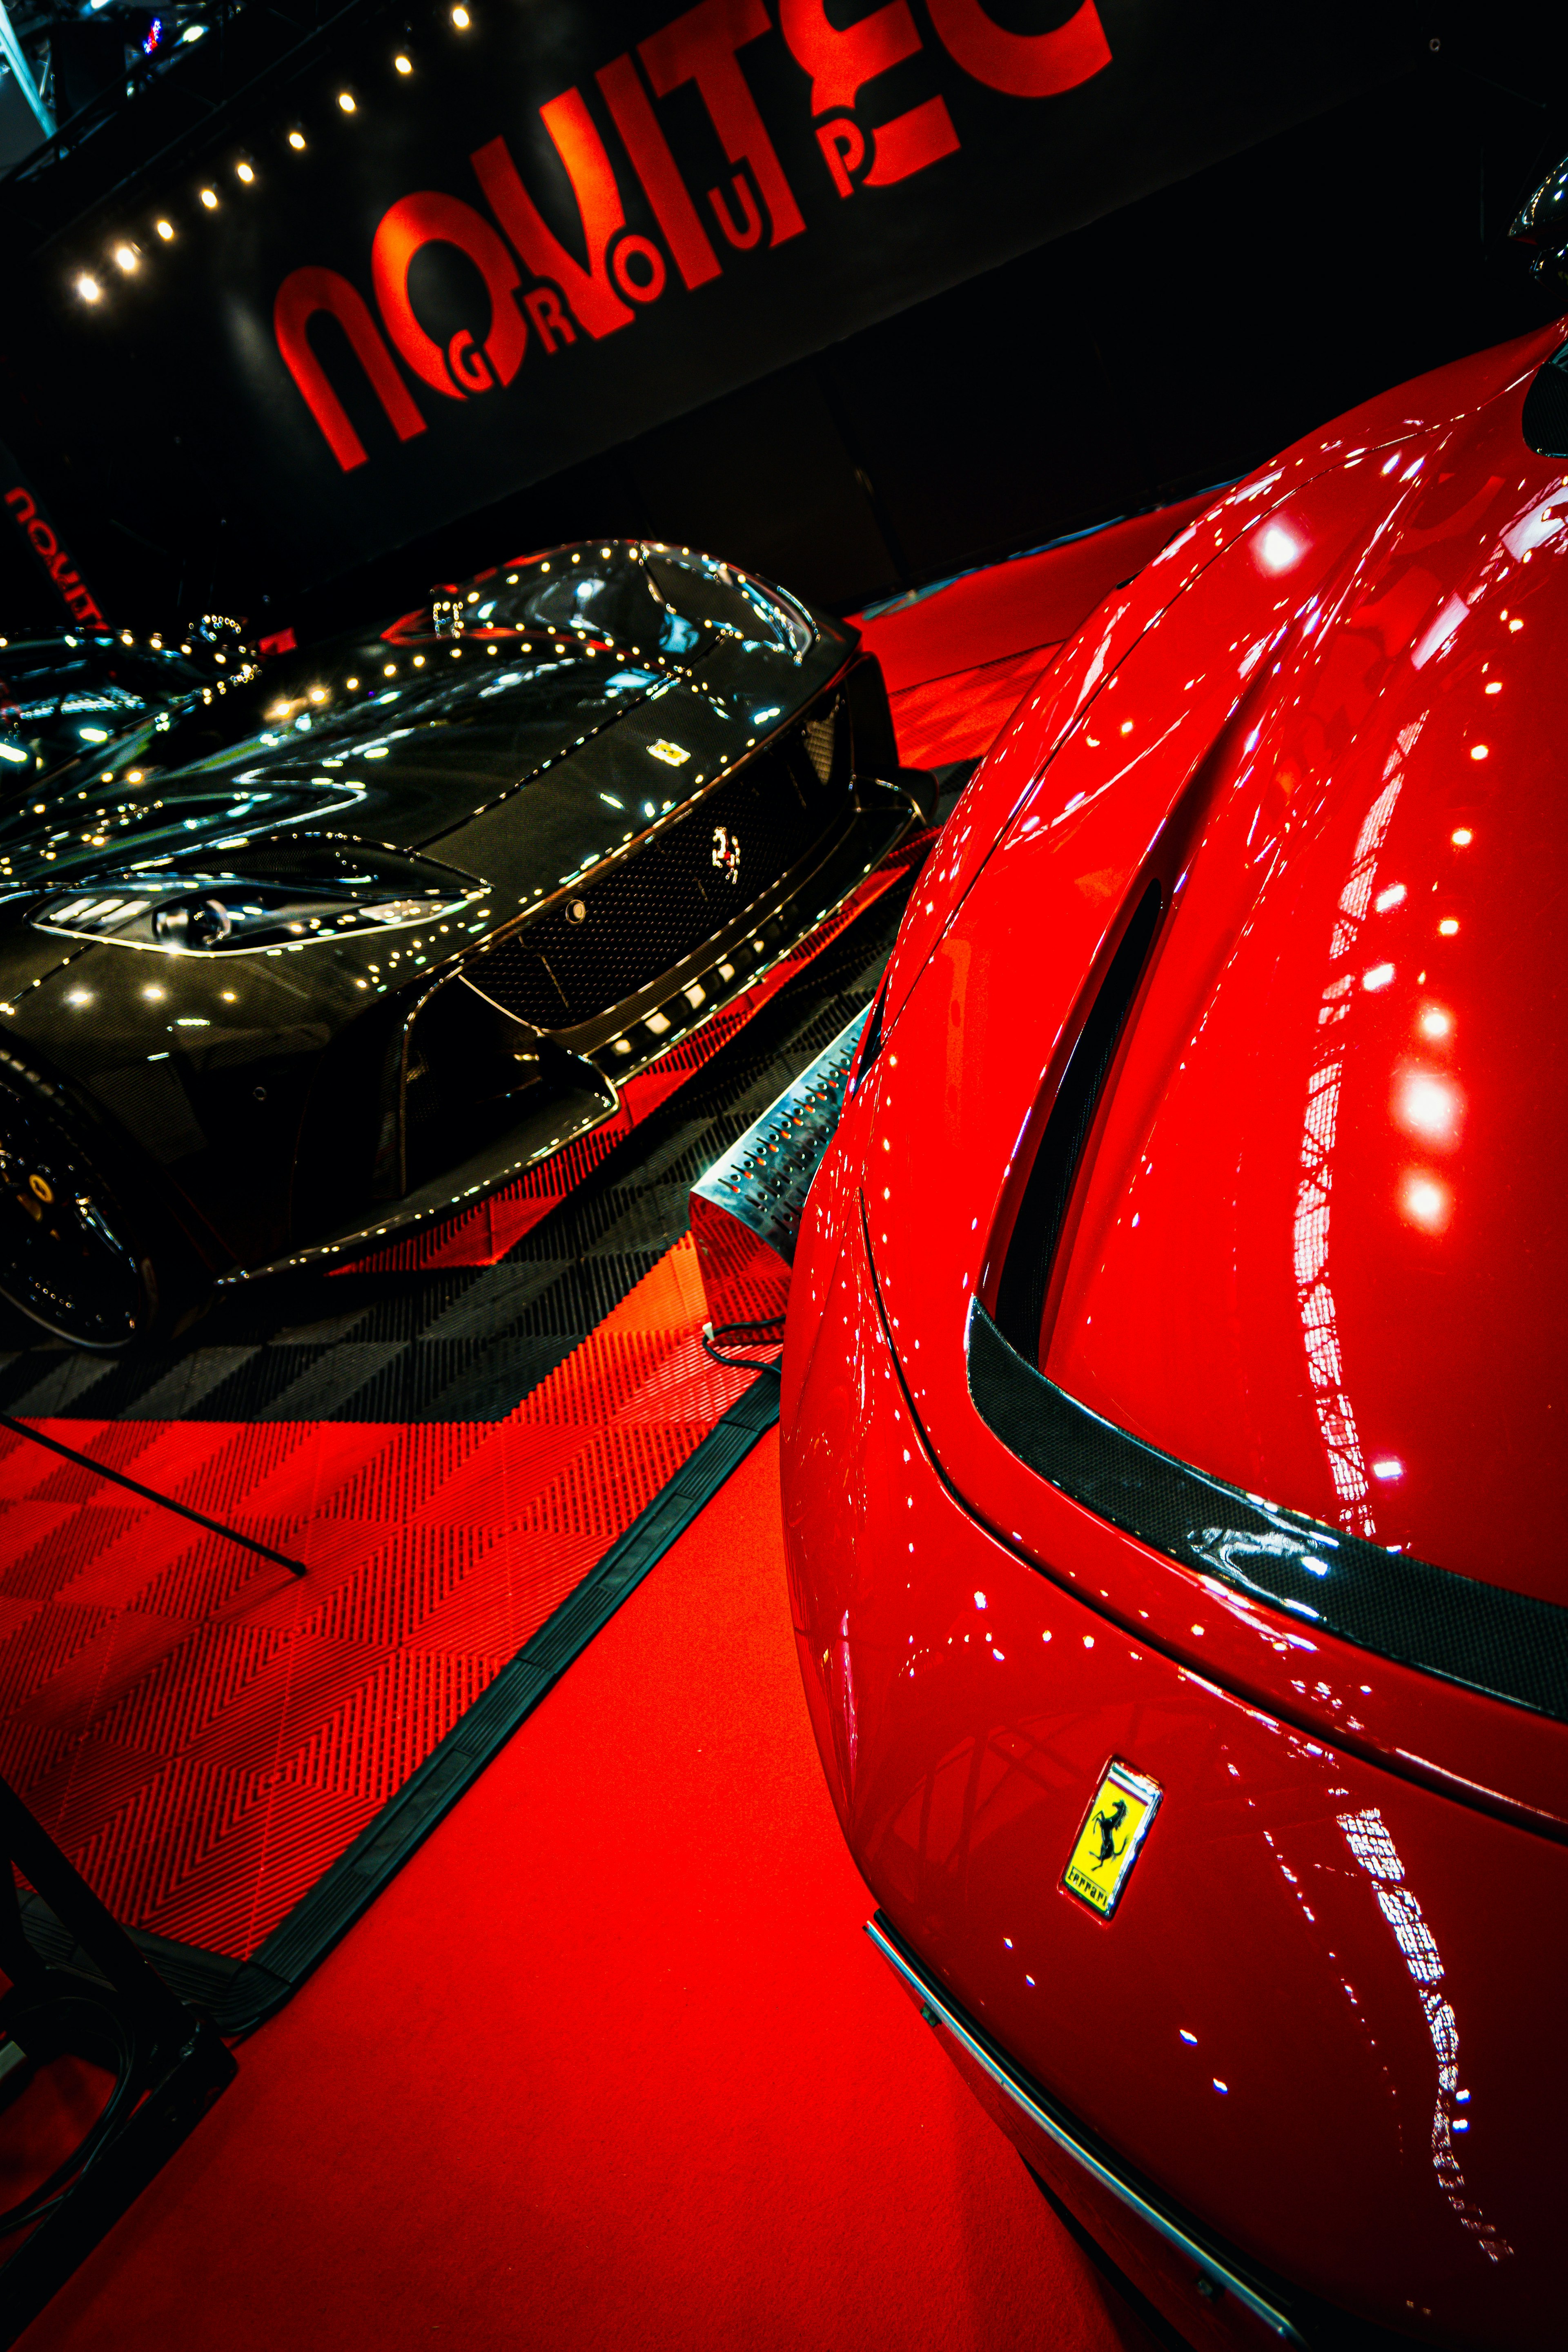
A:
[[780, 296, 1568, 2345]]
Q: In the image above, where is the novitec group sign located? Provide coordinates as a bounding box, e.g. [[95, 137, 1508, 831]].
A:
[[27, 0, 1397, 594], [278, 0, 1112, 470]]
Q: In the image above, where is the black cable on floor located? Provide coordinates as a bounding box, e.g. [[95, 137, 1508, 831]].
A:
[[0, 1414, 307, 1576], [700, 1316, 786, 1373], [0, 1989, 140, 2235]]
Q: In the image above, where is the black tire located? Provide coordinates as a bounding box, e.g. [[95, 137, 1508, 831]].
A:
[[0, 1062, 196, 1352]]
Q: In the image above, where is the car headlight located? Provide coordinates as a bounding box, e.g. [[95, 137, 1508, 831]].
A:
[[30, 837, 484, 954]]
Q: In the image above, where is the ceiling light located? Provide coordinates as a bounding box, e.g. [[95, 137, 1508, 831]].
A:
[[200, 187, 218, 209], [113, 244, 138, 273], [155, 218, 175, 240], [288, 129, 307, 150], [450, 5, 470, 24], [394, 51, 412, 71], [338, 89, 356, 112], [236, 160, 254, 183], [76, 273, 102, 302]]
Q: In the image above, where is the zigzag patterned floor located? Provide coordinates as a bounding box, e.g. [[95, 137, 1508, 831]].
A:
[[0, 617, 1059, 2005], [0, 886, 911, 1975]]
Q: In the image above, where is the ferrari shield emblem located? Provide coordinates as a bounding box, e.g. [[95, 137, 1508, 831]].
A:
[[1062, 1760, 1162, 1920]]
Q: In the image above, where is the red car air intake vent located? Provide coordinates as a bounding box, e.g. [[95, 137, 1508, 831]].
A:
[[991, 878, 1163, 1364]]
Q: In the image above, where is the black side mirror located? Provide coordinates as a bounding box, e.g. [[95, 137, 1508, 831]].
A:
[[1511, 151, 1568, 280]]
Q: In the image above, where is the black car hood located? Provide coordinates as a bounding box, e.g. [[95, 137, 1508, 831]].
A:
[[0, 645, 670, 886], [0, 541, 847, 900]]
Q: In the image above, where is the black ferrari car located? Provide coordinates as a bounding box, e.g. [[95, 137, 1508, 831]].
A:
[[0, 541, 928, 1349]]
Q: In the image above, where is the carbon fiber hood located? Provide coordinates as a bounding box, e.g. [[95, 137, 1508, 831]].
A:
[[0, 541, 849, 893]]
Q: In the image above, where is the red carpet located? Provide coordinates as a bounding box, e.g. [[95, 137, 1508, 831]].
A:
[[19, 1432, 1155, 2352]]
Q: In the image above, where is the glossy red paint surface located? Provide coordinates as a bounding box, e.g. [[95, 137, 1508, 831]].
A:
[[783, 1205, 1566, 2345], [880, 1962, 1273, 2352], [855, 494, 1214, 695], [781, 318, 1568, 2345]]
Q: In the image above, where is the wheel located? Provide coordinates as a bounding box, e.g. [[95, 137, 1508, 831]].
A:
[[0, 1067, 183, 1351]]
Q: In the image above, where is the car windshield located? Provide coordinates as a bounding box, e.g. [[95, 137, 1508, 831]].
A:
[[393, 541, 814, 664], [0, 636, 209, 781], [14, 540, 813, 808]]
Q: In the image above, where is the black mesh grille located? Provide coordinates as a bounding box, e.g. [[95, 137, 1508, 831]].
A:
[[967, 1303, 1568, 1723], [466, 710, 847, 1031], [1523, 346, 1568, 458]]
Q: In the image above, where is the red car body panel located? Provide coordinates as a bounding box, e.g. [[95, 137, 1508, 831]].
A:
[[856, 493, 1216, 695], [781, 314, 1568, 2348]]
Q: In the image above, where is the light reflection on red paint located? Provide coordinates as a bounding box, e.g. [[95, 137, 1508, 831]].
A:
[[1394, 1067, 1465, 1148], [1401, 1171, 1452, 1233]]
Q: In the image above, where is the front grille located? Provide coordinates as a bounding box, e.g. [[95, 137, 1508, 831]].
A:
[[802, 712, 837, 784], [469, 703, 848, 1031]]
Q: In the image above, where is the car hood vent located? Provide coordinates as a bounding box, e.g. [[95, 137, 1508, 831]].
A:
[[991, 877, 1162, 1363]]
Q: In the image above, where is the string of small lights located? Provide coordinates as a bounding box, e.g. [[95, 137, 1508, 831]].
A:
[[70, 2, 478, 304]]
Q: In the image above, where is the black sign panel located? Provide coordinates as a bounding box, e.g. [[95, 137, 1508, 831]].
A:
[[24, 0, 1405, 597]]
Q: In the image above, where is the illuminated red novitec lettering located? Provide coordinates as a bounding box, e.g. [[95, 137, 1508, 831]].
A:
[[924, 0, 1110, 98], [274, 267, 427, 470], [816, 116, 864, 198], [270, 0, 1113, 470], [472, 91, 640, 340], [524, 286, 577, 350], [863, 94, 958, 183], [597, 51, 721, 289], [639, 0, 805, 247], [370, 190, 528, 396], [4, 486, 105, 624], [780, 0, 958, 188], [780, 0, 920, 111]]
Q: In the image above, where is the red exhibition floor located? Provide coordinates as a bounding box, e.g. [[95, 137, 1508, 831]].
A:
[[0, 1242, 751, 1957], [6, 523, 1202, 2345], [21, 1435, 1154, 2352], [0, 522, 1150, 1971]]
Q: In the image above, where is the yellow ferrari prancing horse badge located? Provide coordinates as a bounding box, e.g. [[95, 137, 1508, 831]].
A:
[[1062, 1760, 1163, 1919]]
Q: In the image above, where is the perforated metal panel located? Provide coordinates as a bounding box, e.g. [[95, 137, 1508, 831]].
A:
[[690, 1006, 867, 1327]]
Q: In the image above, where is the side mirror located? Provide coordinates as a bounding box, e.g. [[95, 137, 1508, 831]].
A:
[[1511, 151, 1568, 279]]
